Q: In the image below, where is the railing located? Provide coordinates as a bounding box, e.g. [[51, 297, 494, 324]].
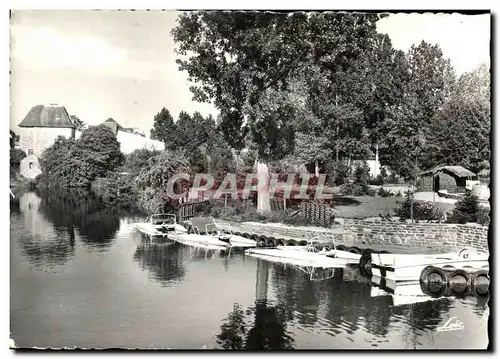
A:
[[177, 198, 210, 221]]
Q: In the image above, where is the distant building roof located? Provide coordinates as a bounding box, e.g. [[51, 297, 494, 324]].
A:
[[420, 165, 476, 178], [101, 118, 143, 136], [18, 104, 75, 128]]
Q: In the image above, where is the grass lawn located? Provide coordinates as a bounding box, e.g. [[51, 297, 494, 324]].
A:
[[331, 195, 402, 219], [331, 195, 459, 219]]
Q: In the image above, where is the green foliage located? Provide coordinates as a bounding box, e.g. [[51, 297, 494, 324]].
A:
[[70, 115, 87, 131], [10, 130, 19, 149], [92, 173, 138, 209], [353, 162, 370, 186], [123, 148, 161, 174], [368, 176, 384, 186], [377, 187, 393, 197], [340, 162, 371, 196], [426, 91, 490, 174], [172, 12, 383, 164], [207, 132, 236, 176], [446, 189, 487, 224], [174, 111, 216, 152], [134, 150, 191, 214], [395, 190, 445, 222], [239, 149, 258, 173], [10, 148, 26, 167], [76, 125, 124, 177], [39, 125, 124, 189], [170, 12, 489, 210], [379, 206, 394, 221], [332, 161, 351, 186], [211, 201, 312, 227], [150, 108, 177, 145], [406, 41, 456, 120], [187, 147, 210, 173]]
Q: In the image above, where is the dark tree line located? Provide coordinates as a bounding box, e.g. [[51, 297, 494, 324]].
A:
[[169, 11, 490, 181]]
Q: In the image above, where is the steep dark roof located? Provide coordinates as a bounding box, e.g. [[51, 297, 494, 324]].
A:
[[420, 165, 476, 178], [18, 104, 75, 128], [101, 118, 136, 134], [104, 118, 124, 130]]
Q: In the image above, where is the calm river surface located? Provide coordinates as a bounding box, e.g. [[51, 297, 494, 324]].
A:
[[10, 192, 489, 350]]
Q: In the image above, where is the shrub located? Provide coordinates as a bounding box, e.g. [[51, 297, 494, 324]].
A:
[[395, 190, 445, 221], [377, 187, 393, 197], [340, 182, 354, 196], [92, 173, 138, 209], [123, 148, 160, 174], [352, 185, 367, 196], [368, 175, 384, 186], [39, 126, 124, 189], [10, 149, 26, 167], [353, 162, 370, 186], [446, 189, 487, 224], [134, 150, 191, 214], [366, 187, 377, 196], [333, 161, 351, 186], [477, 208, 490, 226], [379, 206, 394, 222], [385, 172, 401, 184]]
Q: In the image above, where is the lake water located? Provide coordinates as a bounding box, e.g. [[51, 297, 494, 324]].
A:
[[10, 192, 490, 350]]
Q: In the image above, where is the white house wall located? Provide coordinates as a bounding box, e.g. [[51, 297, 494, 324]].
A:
[[18, 127, 74, 157], [52, 129, 164, 154], [19, 154, 42, 180], [116, 130, 165, 154]]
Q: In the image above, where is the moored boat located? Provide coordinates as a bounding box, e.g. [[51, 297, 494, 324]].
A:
[[173, 216, 256, 248], [134, 214, 188, 236], [370, 249, 489, 283], [276, 235, 361, 264], [245, 247, 350, 268]]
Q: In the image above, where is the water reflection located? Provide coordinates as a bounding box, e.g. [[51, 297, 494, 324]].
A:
[[133, 241, 187, 285], [14, 192, 75, 270], [11, 192, 489, 349], [216, 260, 295, 350], [10, 195, 21, 215], [37, 189, 123, 251], [215, 258, 482, 349]]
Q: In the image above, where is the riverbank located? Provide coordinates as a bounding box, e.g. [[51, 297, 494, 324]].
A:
[[222, 218, 489, 254], [10, 169, 36, 198]]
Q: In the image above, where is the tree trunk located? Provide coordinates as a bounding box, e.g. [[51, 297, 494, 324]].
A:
[[256, 161, 271, 213], [315, 160, 319, 178], [410, 191, 414, 223], [335, 94, 340, 184]]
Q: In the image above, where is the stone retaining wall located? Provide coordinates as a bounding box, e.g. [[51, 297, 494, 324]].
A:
[[340, 219, 489, 253], [226, 219, 489, 253]]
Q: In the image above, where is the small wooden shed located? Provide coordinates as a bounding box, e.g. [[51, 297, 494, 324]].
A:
[[419, 165, 477, 194]]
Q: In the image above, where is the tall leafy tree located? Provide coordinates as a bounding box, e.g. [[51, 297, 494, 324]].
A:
[[378, 41, 456, 176], [150, 108, 177, 146], [426, 98, 489, 173], [453, 63, 490, 104], [425, 64, 490, 173], [173, 111, 215, 152], [378, 94, 427, 181], [172, 11, 385, 210], [406, 41, 456, 122], [76, 125, 125, 178], [134, 150, 191, 213], [40, 125, 124, 189]]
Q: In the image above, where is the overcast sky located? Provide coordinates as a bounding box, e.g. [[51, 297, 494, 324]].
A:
[[10, 11, 490, 134]]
